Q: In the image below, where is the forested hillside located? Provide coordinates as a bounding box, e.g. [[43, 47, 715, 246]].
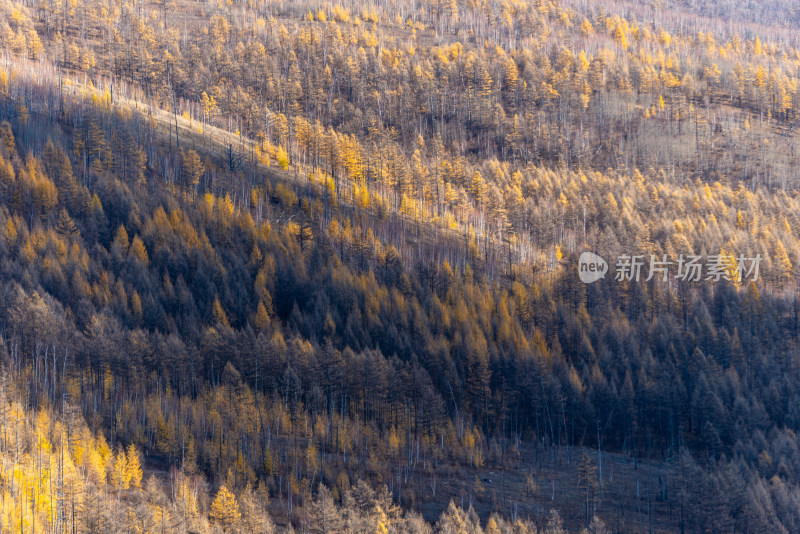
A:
[[2, 0, 800, 532]]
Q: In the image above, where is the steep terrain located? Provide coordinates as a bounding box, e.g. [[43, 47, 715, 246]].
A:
[[2, 0, 800, 532]]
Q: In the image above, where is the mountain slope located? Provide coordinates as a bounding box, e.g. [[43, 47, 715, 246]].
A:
[[1, 0, 800, 532]]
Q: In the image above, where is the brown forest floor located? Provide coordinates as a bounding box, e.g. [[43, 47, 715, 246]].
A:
[[405, 444, 678, 533]]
